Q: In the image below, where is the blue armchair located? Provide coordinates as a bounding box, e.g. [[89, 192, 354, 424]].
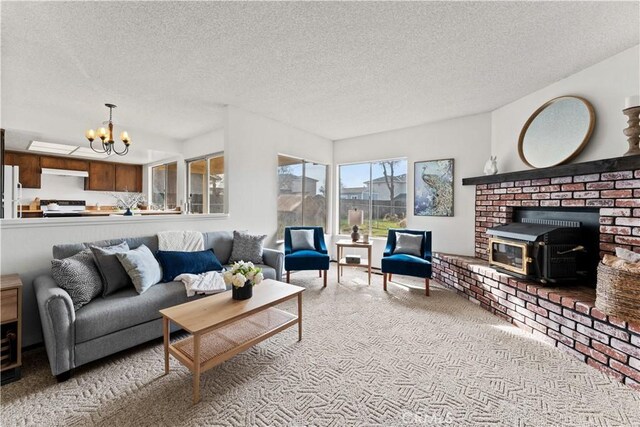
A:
[[284, 226, 330, 287], [381, 229, 432, 296]]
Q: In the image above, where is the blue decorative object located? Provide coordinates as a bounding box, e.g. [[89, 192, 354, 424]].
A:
[[156, 249, 223, 283], [381, 229, 432, 296], [284, 226, 330, 287], [124, 208, 133, 216]]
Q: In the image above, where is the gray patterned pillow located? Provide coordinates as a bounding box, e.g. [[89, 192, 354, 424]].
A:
[[229, 231, 267, 264], [51, 249, 103, 310], [393, 232, 423, 257]]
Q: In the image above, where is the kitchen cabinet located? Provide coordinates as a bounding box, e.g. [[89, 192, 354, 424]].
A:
[[40, 156, 88, 172], [115, 163, 142, 192], [4, 151, 41, 189], [85, 161, 116, 191]]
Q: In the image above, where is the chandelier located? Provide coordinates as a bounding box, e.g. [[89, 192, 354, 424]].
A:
[[85, 103, 131, 156]]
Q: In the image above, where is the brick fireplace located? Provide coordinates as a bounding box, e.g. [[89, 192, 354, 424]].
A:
[[432, 156, 640, 389]]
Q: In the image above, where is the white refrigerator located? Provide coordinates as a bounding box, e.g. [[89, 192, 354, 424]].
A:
[[3, 165, 22, 219]]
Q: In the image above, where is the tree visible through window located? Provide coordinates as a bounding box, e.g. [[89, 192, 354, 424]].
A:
[[277, 155, 327, 239], [339, 159, 407, 237]]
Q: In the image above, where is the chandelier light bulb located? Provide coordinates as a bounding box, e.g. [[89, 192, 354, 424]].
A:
[[120, 131, 130, 143], [85, 129, 95, 142], [97, 127, 107, 139]]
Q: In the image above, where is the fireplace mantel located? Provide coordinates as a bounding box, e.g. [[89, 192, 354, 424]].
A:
[[463, 155, 640, 185]]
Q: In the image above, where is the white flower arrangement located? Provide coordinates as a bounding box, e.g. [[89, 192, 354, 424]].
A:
[[223, 261, 264, 288]]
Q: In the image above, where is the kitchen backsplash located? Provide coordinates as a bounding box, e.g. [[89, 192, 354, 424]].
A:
[[21, 175, 137, 207]]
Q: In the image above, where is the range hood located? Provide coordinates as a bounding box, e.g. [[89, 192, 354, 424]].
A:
[[41, 168, 89, 178]]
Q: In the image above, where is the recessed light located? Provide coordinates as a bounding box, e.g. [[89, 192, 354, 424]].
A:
[[70, 147, 111, 159], [28, 140, 77, 155]]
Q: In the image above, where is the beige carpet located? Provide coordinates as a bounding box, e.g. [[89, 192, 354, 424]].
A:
[[2, 266, 639, 426]]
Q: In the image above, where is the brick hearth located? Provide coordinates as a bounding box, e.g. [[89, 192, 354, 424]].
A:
[[433, 253, 640, 390], [433, 162, 640, 389]]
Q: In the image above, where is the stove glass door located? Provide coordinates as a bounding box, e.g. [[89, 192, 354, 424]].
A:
[[489, 239, 529, 275]]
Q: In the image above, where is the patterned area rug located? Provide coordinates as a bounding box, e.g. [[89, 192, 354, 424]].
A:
[[2, 266, 639, 426]]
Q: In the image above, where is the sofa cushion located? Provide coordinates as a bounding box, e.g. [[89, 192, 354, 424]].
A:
[[156, 249, 223, 283], [51, 249, 103, 310], [203, 231, 234, 264], [291, 229, 315, 251], [224, 264, 276, 281], [75, 281, 204, 343], [53, 236, 159, 260], [116, 244, 163, 294], [229, 231, 267, 264], [90, 241, 132, 296], [381, 254, 432, 278], [284, 250, 330, 271]]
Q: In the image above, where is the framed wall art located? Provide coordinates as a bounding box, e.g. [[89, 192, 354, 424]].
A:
[[414, 158, 454, 217]]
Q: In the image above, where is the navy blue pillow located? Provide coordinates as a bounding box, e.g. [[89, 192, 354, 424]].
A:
[[155, 249, 223, 283]]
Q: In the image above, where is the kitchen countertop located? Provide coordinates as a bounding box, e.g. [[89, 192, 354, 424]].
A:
[[78, 210, 182, 216]]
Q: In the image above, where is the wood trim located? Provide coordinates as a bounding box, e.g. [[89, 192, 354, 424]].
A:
[[462, 155, 640, 186]]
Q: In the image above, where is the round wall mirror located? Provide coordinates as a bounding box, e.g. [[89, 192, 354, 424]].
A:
[[518, 96, 595, 168]]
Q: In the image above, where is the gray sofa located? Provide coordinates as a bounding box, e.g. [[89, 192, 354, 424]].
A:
[[34, 231, 283, 380]]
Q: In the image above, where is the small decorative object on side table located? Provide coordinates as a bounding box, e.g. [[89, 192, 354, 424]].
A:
[[223, 261, 264, 300], [336, 239, 373, 285], [1, 274, 22, 385], [348, 208, 364, 242], [623, 95, 640, 157]]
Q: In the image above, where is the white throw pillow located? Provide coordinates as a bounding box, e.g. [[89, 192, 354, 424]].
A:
[[291, 229, 315, 251], [393, 232, 423, 257]]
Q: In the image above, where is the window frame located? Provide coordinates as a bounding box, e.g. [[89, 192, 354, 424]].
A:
[[150, 160, 178, 211], [277, 154, 329, 239], [338, 157, 408, 239], [186, 151, 226, 215]]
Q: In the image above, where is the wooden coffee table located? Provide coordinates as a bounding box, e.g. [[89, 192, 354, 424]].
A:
[[159, 279, 304, 403]]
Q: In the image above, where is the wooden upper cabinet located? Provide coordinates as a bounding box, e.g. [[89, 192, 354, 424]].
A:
[[40, 156, 89, 172], [4, 151, 41, 188], [115, 163, 142, 192], [85, 161, 116, 191]]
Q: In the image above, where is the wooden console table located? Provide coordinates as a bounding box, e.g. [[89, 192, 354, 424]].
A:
[[1, 274, 22, 385], [336, 239, 373, 285], [160, 280, 304, 403]]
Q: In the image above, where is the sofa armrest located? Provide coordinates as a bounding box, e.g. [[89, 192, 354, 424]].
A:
[[263, 248, 284, 281], [34, 275, 76, 376]]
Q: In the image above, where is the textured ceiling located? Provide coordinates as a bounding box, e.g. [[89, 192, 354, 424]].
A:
[[1, 1, 638, 142]]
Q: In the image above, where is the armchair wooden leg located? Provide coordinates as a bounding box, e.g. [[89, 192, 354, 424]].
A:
[[323, 270, 327, 288], [319, 270, 322, 277], [383, 273, 387, 291], [286, 271, 291, 283], [425, 278, 430, 296], [388, 274, 392, 282]]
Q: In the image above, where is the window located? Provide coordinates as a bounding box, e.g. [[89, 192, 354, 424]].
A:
[[187, 153, 225, 214], [339, 159, 407, 238], [277, 155, 327, 239], [151, 162, 177, 210]]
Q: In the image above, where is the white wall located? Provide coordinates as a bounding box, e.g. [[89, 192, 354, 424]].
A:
[[333, 113, 492, 266], [492, 45, 640, 172], [226, 106, 334, 246], [1, 105, 333, 346]]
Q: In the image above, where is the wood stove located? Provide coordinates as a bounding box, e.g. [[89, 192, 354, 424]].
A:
[[487, 218, 589, 284]]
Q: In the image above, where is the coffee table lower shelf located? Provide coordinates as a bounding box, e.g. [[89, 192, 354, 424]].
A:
[[165, 307, 298, 402]]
